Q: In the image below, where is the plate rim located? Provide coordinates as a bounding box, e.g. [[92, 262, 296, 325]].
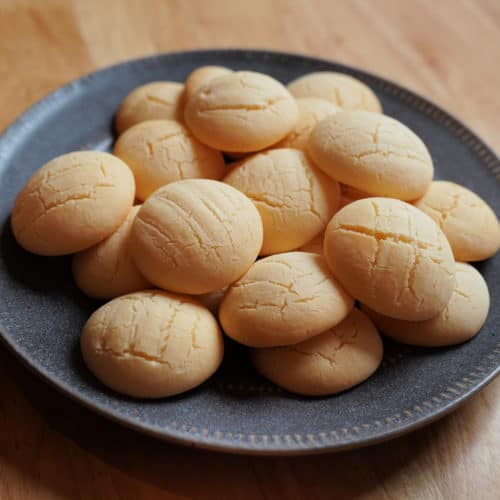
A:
[[0, 48, 499, 455]]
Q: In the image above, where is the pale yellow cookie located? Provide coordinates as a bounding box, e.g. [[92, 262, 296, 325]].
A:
[[116, 82, 184, 134], [274, 97, 339, 150], [113, 120, 225, 201], [308, 111, 434, 201], [362, 263, 489, 347], [81, 290, 224, 398], [414, 181, 500, 262], [251, 308, 383, 396], [299, 232, 324, 255], [12, 151, 135, 256], [131, 179, 263, 294], [184, 66, 232, 103], [324, 198, 456, 321], [287, 72, 382, 112], [72, 206, 150, 299], [184, 71, 298, 152], [219, 252, 354, 347], [224, 148, 340, 255]]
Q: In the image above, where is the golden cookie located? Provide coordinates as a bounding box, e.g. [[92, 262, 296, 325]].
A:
[[114, 120, 225, 201], [184, 71, 298, 152], [131, 179, 263, 294], [224, 148, 340, 255], [81, 290, 224, 398], [363, 263, 489, 346], [414, 181, 500, 262], [72, 205, 150, 299], [116, 82, 184, 133], [12, 151, 135, 256], [287, 72, 382, 112], [324, 198, 456, 321], [275, 97, 339, 150], [219, 252, 354, 347], [308, 111, 433, 201], [184, 66, 232, 103], [252, 308, 383, 395]]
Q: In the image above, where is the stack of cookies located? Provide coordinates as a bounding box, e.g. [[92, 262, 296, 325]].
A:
[[11, 66, 499, 398]]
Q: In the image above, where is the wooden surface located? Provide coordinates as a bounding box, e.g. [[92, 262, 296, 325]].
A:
[[0, 1, 499, 498]]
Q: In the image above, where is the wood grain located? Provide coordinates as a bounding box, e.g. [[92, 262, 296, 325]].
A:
[[0, 0, 498, 498]]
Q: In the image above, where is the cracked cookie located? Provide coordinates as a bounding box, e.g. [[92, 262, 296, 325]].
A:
[[414, 181, 500, 262], [224, 148, 340, 255], [184, 71, 298, 152], [114, 119, 225, 201], [131, 179, 263, 294], [219, 251, 354, 347], [183, 65, 232, 104], [12, 151, 135, 256], [324, 197, 456, 321], [274, 97, 339, 151], [287, 72, 382, 112], [81, 290, 224, 398], [308, 110, 433, 200], [251, 308, 383, 396], [362, 263, 489, 347], [116, 81, 185, 134], [72, 205, 150, 300]]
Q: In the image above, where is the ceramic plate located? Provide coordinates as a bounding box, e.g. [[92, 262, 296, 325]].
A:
[[0, 50, 499, 455]]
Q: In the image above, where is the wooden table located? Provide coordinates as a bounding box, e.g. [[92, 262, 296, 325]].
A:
[[0, 1, 499, 498]]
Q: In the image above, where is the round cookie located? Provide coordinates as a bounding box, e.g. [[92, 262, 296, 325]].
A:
[[184, 66, 232, 103], [81, 290, 224, 398], [274, 97, 339, 150], [287, 72, 382, 113], [251, 308, 383, 396], [224, 149, 340, 255], [113, 120, 225, 201], [308, 111, 434, 201], [116, 81, 184, 134], [362, 263, 489, 347], [219, 252, 354, 347], [414, 181, 500, 262], [131, 179, 263, 294], [324, 198, 456, 321], [72, 205, 150, 299], [299, 232, 324, 255], [184, 71, 298, 152], [12, 151, 135, 256]]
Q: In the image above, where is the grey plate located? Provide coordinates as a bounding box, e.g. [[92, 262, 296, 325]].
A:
[[0, 50, 499, 456]]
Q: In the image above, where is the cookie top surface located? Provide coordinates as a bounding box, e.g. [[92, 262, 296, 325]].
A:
[[219, 251, 354, 347], [414, 181, 500, 262], [324, 197, 456, 321], [184, 71, 298, 152], [81, 290, 224, 398], [12, 151, 135, 256], [224, 148, 340, 255], [308, 110, 433, 200], [114, 120, 225, 201], [131, 179, 263, 294]]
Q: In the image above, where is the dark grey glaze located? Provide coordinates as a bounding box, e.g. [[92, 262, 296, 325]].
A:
[[0, 50, 498, 455]]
